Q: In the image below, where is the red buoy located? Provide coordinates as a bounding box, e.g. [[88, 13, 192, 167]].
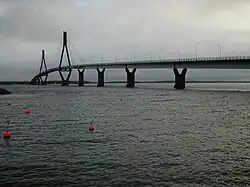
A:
[[25, 109, 31, 114], [89, 125, 95, 132], [3, 131, 11, 139]]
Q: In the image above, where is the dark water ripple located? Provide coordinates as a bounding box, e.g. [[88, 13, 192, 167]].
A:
[[0, 85, 250, 186]]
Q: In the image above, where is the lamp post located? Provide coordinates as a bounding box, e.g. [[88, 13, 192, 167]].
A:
[[196, 42, 200, 60], [217, 44, 222, 58]]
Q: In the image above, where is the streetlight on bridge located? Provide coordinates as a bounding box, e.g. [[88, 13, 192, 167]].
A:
[[196, 42, 200, 60], [217, 44, 222, 58]]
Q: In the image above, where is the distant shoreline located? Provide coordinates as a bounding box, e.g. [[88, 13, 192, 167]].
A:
[[1, 80, 250, 85]]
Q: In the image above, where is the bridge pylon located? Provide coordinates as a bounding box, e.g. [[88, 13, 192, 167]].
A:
[[125, 66, 136, 88], [58, 31, 72, 86], [38, 49, 48, 85], [97, 67, 105, 87], [173, 68, 187, 89], [78, 68, 85, 86]]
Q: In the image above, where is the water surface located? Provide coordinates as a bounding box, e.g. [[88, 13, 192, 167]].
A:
[[0, 84, 250, 186]]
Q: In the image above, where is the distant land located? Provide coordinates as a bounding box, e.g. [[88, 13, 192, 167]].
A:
[[1, 80, 250, 85]]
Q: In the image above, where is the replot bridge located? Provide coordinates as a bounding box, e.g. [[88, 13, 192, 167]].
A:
[[31, 31, 250, 89]]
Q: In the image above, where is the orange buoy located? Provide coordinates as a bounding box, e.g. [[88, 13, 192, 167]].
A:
[[89, 125, 95, 132], [25, 109, 31, 114], [3, 131, 11, 139]]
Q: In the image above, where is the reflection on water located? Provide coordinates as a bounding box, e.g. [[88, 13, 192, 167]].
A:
[[3, 139, 11, 147], [0, 84, 250, 186]]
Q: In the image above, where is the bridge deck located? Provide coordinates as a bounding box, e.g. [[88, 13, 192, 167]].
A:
[[75, 58, 250, 69], [31, 57, 250, 83]]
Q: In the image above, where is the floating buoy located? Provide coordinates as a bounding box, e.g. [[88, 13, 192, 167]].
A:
[[3, 131, 11, 139], [89, 125, 95, 132], [25, 109, 31, 114], [3, 120, 11, 139]]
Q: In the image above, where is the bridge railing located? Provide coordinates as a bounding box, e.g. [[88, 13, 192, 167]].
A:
[[67, 56, 250, 67], [116, 55, 250, 64]]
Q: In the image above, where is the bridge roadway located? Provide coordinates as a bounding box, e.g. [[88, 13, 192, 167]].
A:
[[31, 56, 250, 89], [79, 57, 250, 69]]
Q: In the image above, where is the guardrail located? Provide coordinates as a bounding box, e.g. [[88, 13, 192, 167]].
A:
[[73, 56, 250, 66], [125, 56, 250, 63]]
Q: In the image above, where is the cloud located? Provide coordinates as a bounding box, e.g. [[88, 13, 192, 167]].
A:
[[0, 0, 85, 42], [0, 0, 250, 80]]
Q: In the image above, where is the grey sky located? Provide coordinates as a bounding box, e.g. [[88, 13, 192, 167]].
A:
[[0, 0, 250, 80]]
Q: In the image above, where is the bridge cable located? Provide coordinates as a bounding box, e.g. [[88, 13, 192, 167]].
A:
[[68, 36, 85, 65], [67, 40, 76, 67], [46, 40, 64, 69]]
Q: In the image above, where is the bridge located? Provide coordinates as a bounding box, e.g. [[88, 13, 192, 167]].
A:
[[31, 31, 250, 89]]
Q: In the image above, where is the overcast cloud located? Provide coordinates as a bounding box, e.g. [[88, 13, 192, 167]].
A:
[[0, 0, 250, 80]]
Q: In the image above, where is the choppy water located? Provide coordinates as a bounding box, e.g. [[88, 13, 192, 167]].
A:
[[1, 84, 250, 187]]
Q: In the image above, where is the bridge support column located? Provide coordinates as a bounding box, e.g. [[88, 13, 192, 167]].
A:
[[38, 49, 48, 85], [173, 68, 187, 89], [97, 68, 105, 87], [58, 31, 72, 86], [125, 67, 136, 88], [37, 79, 41, 85], [60, 75, 69, 86], [78, 68, 85, 86]]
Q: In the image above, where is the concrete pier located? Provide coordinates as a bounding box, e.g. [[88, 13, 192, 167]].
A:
[[173, 68, 187, 89], [41, 81, 46, 85], [97, 68, 105, 87], [125, 67, 136, 88], [78, 69, 85, 86], [60, 75, 69, 86]]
